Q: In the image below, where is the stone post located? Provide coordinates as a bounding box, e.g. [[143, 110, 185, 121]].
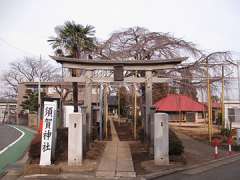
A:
[[68, 113, 83, 166], [154, 113, 169, 165]]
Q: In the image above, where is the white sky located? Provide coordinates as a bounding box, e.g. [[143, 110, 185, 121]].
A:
[[0, 0, 240, 73]]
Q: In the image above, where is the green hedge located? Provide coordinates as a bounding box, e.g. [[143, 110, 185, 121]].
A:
[[169, 129, 184, 156], [138, 128, 184, 156]]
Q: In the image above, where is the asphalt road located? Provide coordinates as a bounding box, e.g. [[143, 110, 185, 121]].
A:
[[156, 159, 240, 180], [0, 125, 21, 151]]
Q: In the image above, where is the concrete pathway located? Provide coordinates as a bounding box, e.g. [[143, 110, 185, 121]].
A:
[[96, 119, 136, 178]]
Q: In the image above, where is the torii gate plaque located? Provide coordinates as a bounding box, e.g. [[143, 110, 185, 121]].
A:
[[114, 65, 124, 81]]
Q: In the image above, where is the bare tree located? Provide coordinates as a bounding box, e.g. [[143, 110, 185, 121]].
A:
[[162, 51, 234, 100], [96, 27, 201, 60], [2, 57, 61, 97], [98, 27, 236, 102], [95, 27, 205, 102]]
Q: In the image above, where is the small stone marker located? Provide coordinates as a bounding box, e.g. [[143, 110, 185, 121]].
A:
[[154, 113, 169, 165], [68, 113, 83, 165], [40, 101, 57, 166]]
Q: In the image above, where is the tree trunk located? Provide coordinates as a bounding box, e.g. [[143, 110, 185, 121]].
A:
[[72, 69, 78, 112]]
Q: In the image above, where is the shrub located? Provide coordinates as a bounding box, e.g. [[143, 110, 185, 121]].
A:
[[169, 129, 184, 156], [220, 127, 231, 137], [28, 133, 41, 160], [55, 128, 68, 161], [28, 128, 68, 163], [232, 145, 240, 151], [138, 128, 144, 143]]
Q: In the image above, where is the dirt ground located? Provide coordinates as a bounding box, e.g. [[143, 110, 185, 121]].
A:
[[170, 122, 221, 143], [25, 141, 106, 175], [113, 121, 134, 141], [103, 121, 112, 141], [130, 141, 152, 175]]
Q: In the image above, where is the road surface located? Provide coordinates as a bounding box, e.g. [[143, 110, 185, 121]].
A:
[[156, 159, 240, 180], [0, 125, 35, 175], [0, 125, 21, 151]]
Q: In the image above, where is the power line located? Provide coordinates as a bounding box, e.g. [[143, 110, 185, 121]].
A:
[[0, 36, 37, 57]]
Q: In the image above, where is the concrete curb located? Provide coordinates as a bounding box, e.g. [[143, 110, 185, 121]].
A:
[[0, 171, 7, 179], [140, 153, 240, 180], [17, 125, 37, 135]]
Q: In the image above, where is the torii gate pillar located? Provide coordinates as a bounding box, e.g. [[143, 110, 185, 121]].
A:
[[145, 70, 152, 142], [84, 70, 93, 145]]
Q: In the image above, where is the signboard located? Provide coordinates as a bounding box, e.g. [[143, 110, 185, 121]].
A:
[[40, 101, 57, 166], [114, 65, 124, 81]]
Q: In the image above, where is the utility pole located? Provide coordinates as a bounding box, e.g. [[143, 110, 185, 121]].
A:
[[207, 60, 212, 143], [99, 83, 103, 140], [118, 88, 120, 124], [178, 92, 181, 126], [60, 64, 64, 127], [236, 61, 240, 145], [221, 65, 225, 128], [37, 55, 42, 128], [133, 83, 137, 140], [104, 84, 109, 138], [237, 61, 240, 108]]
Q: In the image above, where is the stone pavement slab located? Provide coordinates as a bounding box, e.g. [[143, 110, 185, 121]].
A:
[[96, 119, 136, 178], [117, 160, 134, 172]]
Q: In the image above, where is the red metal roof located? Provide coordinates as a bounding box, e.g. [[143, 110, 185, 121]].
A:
[[154, 94, 206, 112], [203, 102, 221, 109]]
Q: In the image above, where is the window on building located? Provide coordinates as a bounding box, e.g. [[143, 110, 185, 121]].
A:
[[197, 112, 204, 119], [228, 108, 235, 122]]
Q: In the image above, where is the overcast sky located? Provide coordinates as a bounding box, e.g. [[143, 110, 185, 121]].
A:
[[0, 0, 240, 73]]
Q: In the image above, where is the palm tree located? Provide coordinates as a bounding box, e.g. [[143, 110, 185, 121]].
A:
[[48, 21, 96, 112]]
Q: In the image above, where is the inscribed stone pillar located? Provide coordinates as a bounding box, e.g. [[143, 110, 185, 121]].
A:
[[145, 71, 152, 142], [84, 70, 93, 144], [154, 113, 169, 165], [40, 101, 57, 166], [68, 113, 83, 166]]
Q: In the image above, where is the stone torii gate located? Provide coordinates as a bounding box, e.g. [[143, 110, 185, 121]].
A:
[[51, 56, 186, 141]]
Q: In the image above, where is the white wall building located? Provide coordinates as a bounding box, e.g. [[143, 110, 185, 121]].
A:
[[0, 99, 17, 124], [224, 100, 240, 128]]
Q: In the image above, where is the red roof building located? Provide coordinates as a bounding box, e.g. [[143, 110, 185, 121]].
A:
[[154, 94, 206, 112], [154, 94, 206, 123]]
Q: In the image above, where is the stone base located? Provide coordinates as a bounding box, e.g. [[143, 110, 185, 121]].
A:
[[116, 171, 136, 177], [155, 156, 169, 166], [96, 171, 115, 177], [24, 164, 60, 175]]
